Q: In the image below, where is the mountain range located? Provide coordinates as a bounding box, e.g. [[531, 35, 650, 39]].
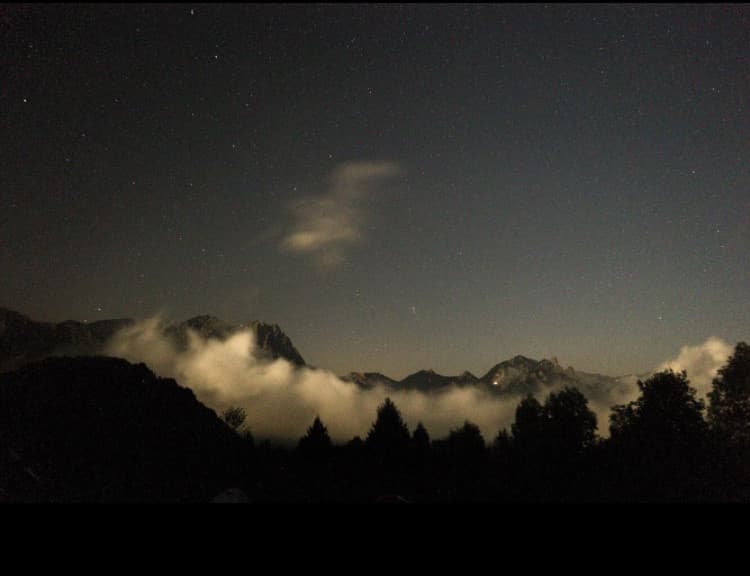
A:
[[0, 307, 304, 373], [342, 355, 637, 404], [0, 307, 638, 400]]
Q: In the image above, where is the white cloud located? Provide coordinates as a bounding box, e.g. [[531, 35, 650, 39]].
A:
[[280, 161, 401, 268], [105, 317, 519, 443], [104, 322, 736, 443], [657, 336, 733, 398]]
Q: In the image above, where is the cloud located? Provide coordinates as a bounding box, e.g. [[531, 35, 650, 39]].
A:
[[280, 161, 401, 268], [105, 317, 520, 443], [104, 322, 736, 443], [657, 336, 733, 397], [583, 337, 734, 433]]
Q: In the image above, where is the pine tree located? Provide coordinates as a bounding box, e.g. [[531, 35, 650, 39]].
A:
[[297, 416, 332, 458]]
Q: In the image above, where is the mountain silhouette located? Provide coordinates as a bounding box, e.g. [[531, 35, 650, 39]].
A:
[[0, 356, 246, 502], [0, 308, 305, 372], [164, 315, 305, 365], [0, 307, 133, 373], [399, 369, 458, 391], [2, 308, 628, 402], [342, 354, 625, 402], [341, 372, 399, 388]]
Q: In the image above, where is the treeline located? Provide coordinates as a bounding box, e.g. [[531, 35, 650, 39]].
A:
[[229, 342, 750, 501]]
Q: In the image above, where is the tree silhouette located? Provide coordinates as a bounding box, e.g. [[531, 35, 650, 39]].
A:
[[610, 370, 707, 453], [294, 416, 333, 499], [366, 397, 410, 455], [705, 342, 750, 500], [492, 429, 511, 456], [445, 420, 486, 459], [222, 406, 247, 432], [541, 387, 597, 454], [346, 436, 364, 451], [490, 428, 512, 492], [297, 416, 332, 458], [608, 369, 708, 501], [241, 427, 255, 454], [409, 422, 432, 496], [438, 420, 487, 498], [511, 395, 543, 452], [412, 422, 431, 452], [708, 342, 750, 446], [507, 390, 599, 500], [365, 398, 411, 495]]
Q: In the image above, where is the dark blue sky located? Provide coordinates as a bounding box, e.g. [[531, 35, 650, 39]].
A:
[[2, 4, 748, 378]]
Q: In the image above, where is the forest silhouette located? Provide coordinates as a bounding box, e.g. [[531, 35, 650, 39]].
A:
[[1, 342, 748, 502]]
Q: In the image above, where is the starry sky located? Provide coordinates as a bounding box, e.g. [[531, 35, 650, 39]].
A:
[[1, 4, 748, 379]]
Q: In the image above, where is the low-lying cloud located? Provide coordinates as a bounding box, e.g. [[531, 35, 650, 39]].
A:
[[280, 161, 401, 268], [105, 317, 521, 443], [105, 322, 737, 443], [658, 336, 733, 398]]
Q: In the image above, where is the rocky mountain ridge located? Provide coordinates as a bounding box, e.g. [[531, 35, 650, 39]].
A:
[[0, 308, 305, 372], [1, 307, 632, 401]]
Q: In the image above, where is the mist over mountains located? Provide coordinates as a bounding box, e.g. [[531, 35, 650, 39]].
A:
[[343, 355, 639, 405], [0, 306, 744, 502], [0, 308, 132, 373], [1, 307, 635, 402], [0, 308, 304, 373], [0, 307, 657, 442], [0, 307, 733, 442]]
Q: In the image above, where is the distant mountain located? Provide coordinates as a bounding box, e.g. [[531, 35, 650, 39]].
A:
[[164, 314, 236, 345], [0, 307, 133, 373], [164, 315, 305, 366], [480, 355, 575, 393], [399, 369, 461, 391], [457, 371, 479, 384], [0, 356, 246, 502], [0, 308, 305, 372], [476, 354, 635, 403], [345, 354, 626, 402], [2, 308, 631, 404], [246, 320, 305, 366], [341, 372, 399, 389], [343, 369, 482, 391]]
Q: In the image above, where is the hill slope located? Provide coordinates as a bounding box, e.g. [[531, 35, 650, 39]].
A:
[[0, 356, 247, 502]]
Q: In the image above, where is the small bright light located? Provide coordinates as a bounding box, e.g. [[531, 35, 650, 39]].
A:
[[493, 381, 498, 386]]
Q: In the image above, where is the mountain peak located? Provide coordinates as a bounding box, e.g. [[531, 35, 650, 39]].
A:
[[343, 371, 398, 388], [185, 314, 222, 325], [0, 308, 305, 372], [165, 316, 305, 366], [400, 368, 452, 390], [248, 319, 280, 330], [244, 321, 305, 366], [0, 308, 133, 373]]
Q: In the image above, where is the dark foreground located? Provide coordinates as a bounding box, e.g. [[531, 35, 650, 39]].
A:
[[1, 345, 749, 502]]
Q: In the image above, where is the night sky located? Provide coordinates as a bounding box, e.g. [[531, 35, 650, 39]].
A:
[[2, 4, 748, 379]]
